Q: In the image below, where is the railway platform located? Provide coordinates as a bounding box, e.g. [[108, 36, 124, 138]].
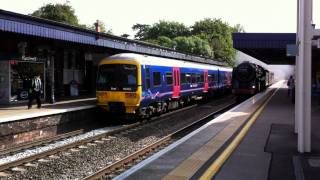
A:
[[114, 81, 320, 180], [0, 98, 98, 150], [0, 98, 96, 123]]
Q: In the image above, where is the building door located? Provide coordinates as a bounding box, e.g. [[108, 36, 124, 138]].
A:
[[10, 60, 45, 102]]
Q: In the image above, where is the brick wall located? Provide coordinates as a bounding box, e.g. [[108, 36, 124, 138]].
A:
[[0, 107, 99, 150]]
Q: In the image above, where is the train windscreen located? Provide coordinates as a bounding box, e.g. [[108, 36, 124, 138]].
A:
[[97, 64, 138, 91]]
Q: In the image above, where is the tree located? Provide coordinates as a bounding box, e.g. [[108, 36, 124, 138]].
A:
[[121, 34, 130, 38], [192, 18, 238, 65], [31, 3, 79, 26], [132, 21, 190, 40], [133, 19, 244, 66], [147, 21, 190, 39], [132, 23, 150, 40], [31, 3, 113, 35], [233, 24, 245, 33], [174, 36, 212, 57]]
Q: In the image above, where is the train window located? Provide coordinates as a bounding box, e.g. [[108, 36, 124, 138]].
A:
[[146, 68, 150, 89], [214, 74, 218, 82], [186, 74, 191, 83], [208, 74, 212, 82], [181, 73, 187, 84], [191, 73, 197, 83], [153, 72, 161, 86], [166, 72, 173, 85], [200, 74, 204, 83], [196, 74, 201, 83]]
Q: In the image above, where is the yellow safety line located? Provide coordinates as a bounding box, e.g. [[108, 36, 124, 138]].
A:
[[199, 89, 278, 180]]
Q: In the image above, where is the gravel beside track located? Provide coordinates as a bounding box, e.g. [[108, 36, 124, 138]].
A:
[[3, 96, 235, 180]]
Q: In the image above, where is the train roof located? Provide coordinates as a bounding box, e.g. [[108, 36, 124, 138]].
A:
[[103, 53, 232, 72]]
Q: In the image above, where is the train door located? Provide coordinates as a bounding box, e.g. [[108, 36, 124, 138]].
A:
[[217, 69, 221, 89], [204, 70, 208, 92], [173, 67, 180, 98]]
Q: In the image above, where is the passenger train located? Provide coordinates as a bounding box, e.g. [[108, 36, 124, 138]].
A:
[[232, 61, 273, 96], [96, 53, 232, 118]]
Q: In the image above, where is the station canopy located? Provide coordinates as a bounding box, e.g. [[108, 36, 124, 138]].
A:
[[232, 33, 296, 65]]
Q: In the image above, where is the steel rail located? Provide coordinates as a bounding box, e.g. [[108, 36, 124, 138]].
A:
[[0, 129, 84, 156], [0, 98, 210, 173], [83, 101, 236, 180]]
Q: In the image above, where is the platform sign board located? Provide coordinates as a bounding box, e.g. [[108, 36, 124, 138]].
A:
[[287, 44, 299, 56]]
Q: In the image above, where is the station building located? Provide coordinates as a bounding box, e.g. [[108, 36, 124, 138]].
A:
[[0, 9, 224, 105]]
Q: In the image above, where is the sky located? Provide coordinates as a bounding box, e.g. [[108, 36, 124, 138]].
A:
[[0, 0, 318, 38]]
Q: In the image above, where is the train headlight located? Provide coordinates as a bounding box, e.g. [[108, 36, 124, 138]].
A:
[[252, 85, 256, 88], [97, 92, 108, 100], [125, 93, 137, 98]]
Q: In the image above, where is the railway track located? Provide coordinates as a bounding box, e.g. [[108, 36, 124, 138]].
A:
[[84, 101, 236, 180], [0, 96, 236, 179], [0, 129, 84, 157]]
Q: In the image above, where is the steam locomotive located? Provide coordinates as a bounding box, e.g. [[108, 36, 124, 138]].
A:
[[232, 62, 273, 96]]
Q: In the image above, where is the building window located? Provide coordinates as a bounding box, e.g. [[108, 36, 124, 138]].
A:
[[153, 72, 161, 86]]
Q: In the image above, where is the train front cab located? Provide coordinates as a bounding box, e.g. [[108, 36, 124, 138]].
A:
[[96, 59, 142, 114]]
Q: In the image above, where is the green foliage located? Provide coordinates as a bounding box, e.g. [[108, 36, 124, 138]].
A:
[[121, 34, 130, 38], [132, 24, 150, 40], [157, 36, 176, 48], [147, 21, 190, 39], [133, 21, 189, 40], [174, 36, 212, 57], [31, 3, 79, 26], [132, 19, 243, 66], [192, 18, 236, 64], [31, 3, 112, 35]]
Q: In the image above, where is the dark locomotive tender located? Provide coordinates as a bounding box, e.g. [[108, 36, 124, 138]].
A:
[[232, 62, 273, 96]]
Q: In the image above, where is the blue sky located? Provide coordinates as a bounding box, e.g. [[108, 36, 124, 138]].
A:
[[0, 0, 312, 38]]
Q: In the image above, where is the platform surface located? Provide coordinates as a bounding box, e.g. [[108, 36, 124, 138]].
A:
[[116, 80, 320, 180], [213, 82, 320, 180], [0, 98, 96, 123], [115, 82, 280, 180]]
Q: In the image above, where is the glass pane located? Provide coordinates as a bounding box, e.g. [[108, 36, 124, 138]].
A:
[[97, 64, 137, 91], [153, 72, 161, 86], [166, 72, 173, 85]]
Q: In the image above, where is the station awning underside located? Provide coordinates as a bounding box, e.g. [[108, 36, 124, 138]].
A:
[[233, 33, 296, 65]]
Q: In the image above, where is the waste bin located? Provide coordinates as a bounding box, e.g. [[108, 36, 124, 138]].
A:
[[70, 80, 79, 96]]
